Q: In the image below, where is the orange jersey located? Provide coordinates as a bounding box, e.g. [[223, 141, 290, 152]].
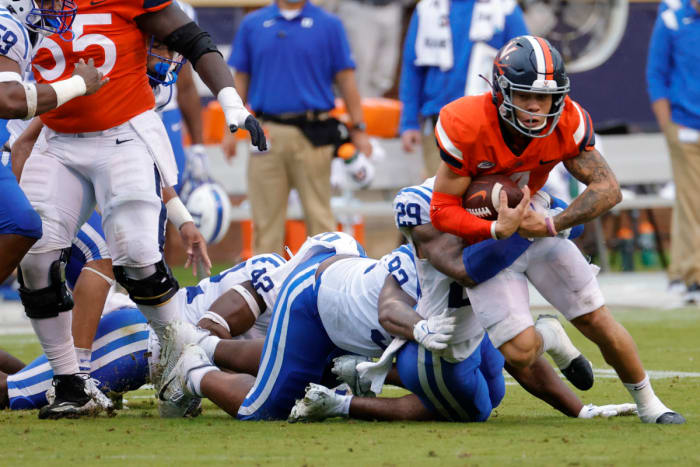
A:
[[32, 0, 171, 133], [434, 93, 595, 193]]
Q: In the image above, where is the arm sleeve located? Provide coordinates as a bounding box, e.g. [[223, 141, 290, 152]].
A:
[[430, 191, 495, 245], [646, 14, 673, 103], [228, 19, 250, 72], [398, 12, 425, 133], [329, 18, 356, 74]]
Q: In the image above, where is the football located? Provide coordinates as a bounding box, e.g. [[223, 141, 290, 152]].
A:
[[463, 174, 524, 220]]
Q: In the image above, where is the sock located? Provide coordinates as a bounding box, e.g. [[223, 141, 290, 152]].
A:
[[75, 347, 92, 373], [186, 366, 218, 397], [198, 335, 221, 361], [623, 374, 670, 422], [138, 300, 180, 342], [339, 394, 352, 416], [535, 319, 579, 369], [31, 313, 80, 375]]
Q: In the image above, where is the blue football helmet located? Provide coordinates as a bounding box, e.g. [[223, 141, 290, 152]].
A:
[[0, 0, 76, 36], [492, 35, 570, 138]]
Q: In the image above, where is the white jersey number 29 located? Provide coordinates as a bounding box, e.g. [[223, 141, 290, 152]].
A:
[[33, 14, 117, 81]]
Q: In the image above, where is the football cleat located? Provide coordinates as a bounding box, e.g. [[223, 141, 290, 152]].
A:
[[157, 321, 211, 393], [535, 314, 594, 390], [655, 411, 686, 424], [39, 373, 114, 420], [158, 344, 210, 418], [331, 355, 375, 397], [288, 383, 348, 423]]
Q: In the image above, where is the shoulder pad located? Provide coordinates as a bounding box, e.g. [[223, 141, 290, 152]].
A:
[[565, 99, 595, 153], [380, 245, 420, 301], [0, 13, 30, 64], [244, 253, 287, 310], [393, 178, 434, 229]]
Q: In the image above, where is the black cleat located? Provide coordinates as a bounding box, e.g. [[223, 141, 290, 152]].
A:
[[561, 354, 594, 391], [656, 412, 686, 424], [38, 374, 108, 420]]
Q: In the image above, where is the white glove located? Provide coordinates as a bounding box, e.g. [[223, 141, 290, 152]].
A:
[[184, 144, 211, 183], [413, 310, 457, 352], [577, 403, 638, 419], [217, 87, 267, 151]]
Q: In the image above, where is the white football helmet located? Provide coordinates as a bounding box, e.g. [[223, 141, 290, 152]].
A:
[[0, 0, 77, 36], [183, 182, 231, 245]]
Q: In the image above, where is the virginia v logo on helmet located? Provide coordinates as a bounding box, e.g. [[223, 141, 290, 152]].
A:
[[492, 35, 570, 138]]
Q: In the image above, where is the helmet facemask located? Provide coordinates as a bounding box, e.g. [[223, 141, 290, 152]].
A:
[[25, 0, 77, 37], [147, 36, 186, 88], [496, 74, 570, 138]]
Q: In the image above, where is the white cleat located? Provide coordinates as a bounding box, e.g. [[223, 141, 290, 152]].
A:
[[331, 355, 375, 397], [157, 321, 211, 393], [535, 314, 594, 391], [158, 344, 210, 418], [288, 383, 348, 423]]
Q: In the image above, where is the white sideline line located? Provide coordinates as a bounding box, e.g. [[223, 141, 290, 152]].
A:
[[504, 368, 700, 384]]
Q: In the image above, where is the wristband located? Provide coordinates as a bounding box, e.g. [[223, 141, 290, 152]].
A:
[[0, 71, 22, 83], [201, 311, 230, 333], [544, 216, 557, 237], [23, 83, 37, 120], [49, 75, 87, 107], [165, 197, 194, 230], [490, 221, 498, 240], [231, 284, 261, 318], [217, 87, 250, 128]]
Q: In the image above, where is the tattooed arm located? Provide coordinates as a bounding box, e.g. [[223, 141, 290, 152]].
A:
[[553, 148, 622, 232]]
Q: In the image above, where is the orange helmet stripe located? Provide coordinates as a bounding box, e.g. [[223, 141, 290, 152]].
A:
[[534, 36, 554, 80]]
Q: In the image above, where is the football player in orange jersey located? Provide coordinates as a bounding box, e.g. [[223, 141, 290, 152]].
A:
[[428, 36, 684, 424], [17, 0, 266, 419]]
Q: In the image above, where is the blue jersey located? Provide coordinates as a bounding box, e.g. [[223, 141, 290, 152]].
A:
[[7, 308, 151, 410]]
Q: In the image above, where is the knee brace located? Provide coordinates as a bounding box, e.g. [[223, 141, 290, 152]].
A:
[[113, 259, 179, 306], [18, 248, 74, 319]]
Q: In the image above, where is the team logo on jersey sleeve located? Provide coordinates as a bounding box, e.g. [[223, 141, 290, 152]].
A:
[[477, 161, 495, 170]]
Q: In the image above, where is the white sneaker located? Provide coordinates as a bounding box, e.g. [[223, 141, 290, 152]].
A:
[[331, 355, 375, 397], [84, 376, 115, 412], [535, 314, 594, 390], [158, 344, 210, 418], [157, 321, 211, 393], [288, 383, 349, 423]]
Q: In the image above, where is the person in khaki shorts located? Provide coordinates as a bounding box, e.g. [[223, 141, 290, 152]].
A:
[[647, 0, 700, 304], [223, 0, 370, 256]]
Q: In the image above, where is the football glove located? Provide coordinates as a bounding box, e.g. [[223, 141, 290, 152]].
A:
[[184, 144, 211, 183], [413, 310, 456, 352], [217, 87, 267, 152], [577, 403, 638, 419]]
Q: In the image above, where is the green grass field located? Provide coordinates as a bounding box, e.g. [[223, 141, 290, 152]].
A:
[[1, 307, 698, 466]]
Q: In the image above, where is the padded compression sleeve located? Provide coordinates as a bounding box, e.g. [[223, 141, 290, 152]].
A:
[[164, 22, 220, 67], [462, 234, 531, 284], [430, 190, 495, 244]]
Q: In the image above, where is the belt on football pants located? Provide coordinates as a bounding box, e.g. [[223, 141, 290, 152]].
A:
[[53, 121, 131, 138]]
